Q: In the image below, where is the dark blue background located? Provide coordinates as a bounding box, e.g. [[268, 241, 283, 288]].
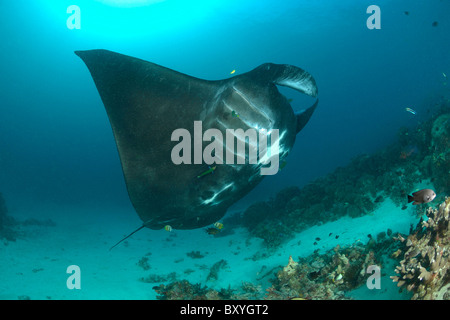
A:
[[0, 0, 449, 214]]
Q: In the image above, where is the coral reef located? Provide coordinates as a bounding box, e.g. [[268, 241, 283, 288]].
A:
[[153, 280, 264, 300], [150, 210, 448, 300], [427, 113, 450, 195], [241, 193, 299, 248], [140, 272, 177, 284], [153, 280, 210, 300], [391, 197, 449, 300], [152, 230, 401, 300], [265, 233, 400, 300], [242, 105, 450, 248], [206, 259, 228, 282], [137, 256, 151, 270]]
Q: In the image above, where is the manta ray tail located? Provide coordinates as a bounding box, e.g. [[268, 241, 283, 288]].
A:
[[109, 225, 146, 251]]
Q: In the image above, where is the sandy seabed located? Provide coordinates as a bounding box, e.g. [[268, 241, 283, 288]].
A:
[[0, 199, 418, 300]]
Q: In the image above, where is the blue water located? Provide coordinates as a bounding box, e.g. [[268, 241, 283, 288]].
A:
[[0, 0, 449, 300]]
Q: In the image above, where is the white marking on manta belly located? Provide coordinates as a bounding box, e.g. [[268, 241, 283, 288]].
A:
[[257, 130, 287, 164], [222, 101, 234, 112], [202, 183, 234, 206], [223, 101, 261, 129], [231, 86, 272, 124]]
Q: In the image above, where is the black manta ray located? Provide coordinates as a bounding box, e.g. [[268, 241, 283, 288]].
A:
[[75, 50, 318, 246]]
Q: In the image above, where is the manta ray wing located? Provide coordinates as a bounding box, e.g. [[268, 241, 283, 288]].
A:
[[76, 49, 222, 228]]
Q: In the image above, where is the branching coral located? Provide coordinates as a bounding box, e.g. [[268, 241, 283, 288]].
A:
[[391, 197, 449, 300]]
